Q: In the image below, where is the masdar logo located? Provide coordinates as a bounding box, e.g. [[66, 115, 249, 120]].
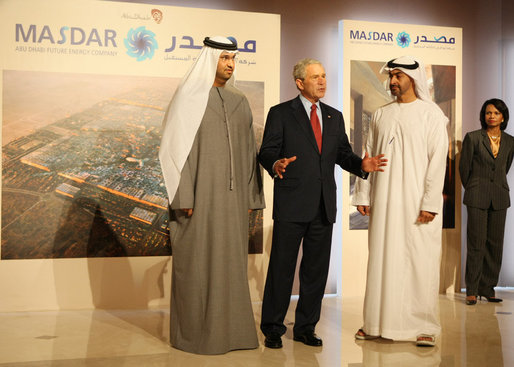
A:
[[396, 31, 411, 48], [124, 26, 158, 61]]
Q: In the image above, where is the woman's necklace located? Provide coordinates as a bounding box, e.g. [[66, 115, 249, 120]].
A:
[[487, 130, 501, 141], [488, 133, 500, 141]]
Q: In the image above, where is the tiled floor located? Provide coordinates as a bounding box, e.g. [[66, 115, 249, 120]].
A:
[[0, 290, 513, 366]]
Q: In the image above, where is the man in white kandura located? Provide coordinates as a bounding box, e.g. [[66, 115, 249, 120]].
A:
[[352, 56, 448, 347], [159, 36, 264, 355]]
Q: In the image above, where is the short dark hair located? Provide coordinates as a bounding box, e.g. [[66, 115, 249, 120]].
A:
[[480, 98, 509, 130]]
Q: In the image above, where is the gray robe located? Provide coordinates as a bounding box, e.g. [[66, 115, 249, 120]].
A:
[[169, 85, 264, 354]]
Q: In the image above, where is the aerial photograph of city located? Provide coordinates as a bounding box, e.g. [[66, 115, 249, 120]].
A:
[[2, 70, 264, 259]]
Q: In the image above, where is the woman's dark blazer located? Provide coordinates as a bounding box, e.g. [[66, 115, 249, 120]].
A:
[[459, 129, 514, 210]]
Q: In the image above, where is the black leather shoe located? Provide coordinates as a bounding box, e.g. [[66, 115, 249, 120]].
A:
[[264, 332, 283, 349], [293, 332, 323, 346], [480, 295, 503, 303]]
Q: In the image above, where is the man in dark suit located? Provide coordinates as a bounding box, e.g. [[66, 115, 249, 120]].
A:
[[259, 58, 386, 348]]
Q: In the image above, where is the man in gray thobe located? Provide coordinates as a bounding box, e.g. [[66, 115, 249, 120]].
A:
[[159, 36, 265, 355]]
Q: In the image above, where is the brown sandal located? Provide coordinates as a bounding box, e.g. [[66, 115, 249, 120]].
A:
[[416, 334, 435, 347], [355, 328, 379, 340]]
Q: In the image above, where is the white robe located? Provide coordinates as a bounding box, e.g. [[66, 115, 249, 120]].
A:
[[352, 99, 448, 340]]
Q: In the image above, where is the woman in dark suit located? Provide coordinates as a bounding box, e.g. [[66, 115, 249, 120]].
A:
[[460, 98, 513, 305]]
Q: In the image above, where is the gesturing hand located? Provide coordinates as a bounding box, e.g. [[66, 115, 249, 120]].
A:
[[273, 156, 297, 179], [361, 152, 387, 173]]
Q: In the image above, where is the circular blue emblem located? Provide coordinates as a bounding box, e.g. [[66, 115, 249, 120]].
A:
[[396, 32, 411, 48], [124, 26, 158, 61]]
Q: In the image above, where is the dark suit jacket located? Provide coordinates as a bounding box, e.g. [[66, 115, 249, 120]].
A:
[[459, 129, 514, 210], [259, 96, 366, 223]]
